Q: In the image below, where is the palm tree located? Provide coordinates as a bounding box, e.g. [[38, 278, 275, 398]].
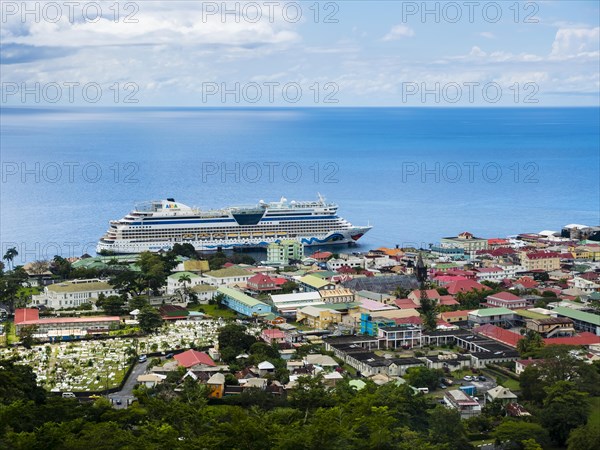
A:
[[3, 247, 18, 270], [178, 274, 192, 302]]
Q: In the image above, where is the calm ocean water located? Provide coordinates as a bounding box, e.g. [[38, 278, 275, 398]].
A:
[[1, 107, 598, 263]]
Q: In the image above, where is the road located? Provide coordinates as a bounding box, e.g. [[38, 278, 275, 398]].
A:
[[108, 360, 149, 409]]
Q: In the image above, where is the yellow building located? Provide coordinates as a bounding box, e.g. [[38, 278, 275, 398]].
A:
[[296, 305, 343, 329], [519, 251, 560, 271]]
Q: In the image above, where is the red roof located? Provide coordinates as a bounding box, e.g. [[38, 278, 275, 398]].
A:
[[525, 251, 560, 260], [487, 292, 522, 302], [262, 329, 286, 339], [174, 350, 216, 368], [475, 324, 522, 348], [394, 316, 422, 325], [447, 279, 490, 295], [247, 273, 279, 290], [544, 333, 600, 346], [272, 277, 288, 286], [311, 251, 332, 260], [434, 275, 468, 284], [488, 238, 509, 245], [394, 298, 418, 309], [439, 295, 459, 306], [515, 277, 538, 289], [15, 308, 39, 324], [409, 289, 441, 300]]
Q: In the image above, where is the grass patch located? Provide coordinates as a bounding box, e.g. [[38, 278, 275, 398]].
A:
[[5, 321, 17, 346], [589, 397, 600, 425], [483, 368, 520, 391], [19, 286, 41, 296], [189, 304, 237, 319]]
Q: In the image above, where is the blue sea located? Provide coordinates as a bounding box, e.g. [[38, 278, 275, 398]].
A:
[[1, 107, 598, 263]]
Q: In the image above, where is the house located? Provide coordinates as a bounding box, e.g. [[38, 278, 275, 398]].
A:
[[266, 240, 304, 266], [484, 292, 528, 310], [440, 310, 473, 323], [166, 271, 202, 295], [568, 276, 600, 294], [218, 287, 272, 317], [261, 328, 287, 345], [296, 305, 343, 329], [423, 354, 471, 372], [297, 274, 336, 292], [174, 350, 216, 369], [304, 354, 339, 370], [525, 317, 575, 338], [319, 288, 355, 304], [14, 308, 120, 341], [377, 323, 422, 349], [206, 372, 225, 398], [485, 386, 517, 405], [475, 267, 506, 282], [269, 291, 324, 318], [444, 389, 482, 419], [159, 305, 189, 321], [257, 361, 275, 377], [190, 284, 218, 303], [246, 273, 281, 293], [515, 359, 542, 375], [473, 324, 522, 348], [552, 306, 600, 335], [445, 279, 490, 295], [202, 266, 253, 286], [440, 232, 489, 255], [468, 308, 515, 327], [360, 313, 398, 336], [310, 251, 333, 262], [520, 251, 561, 271], [137, 373, 167, 388], [30, 279, 118, 310]]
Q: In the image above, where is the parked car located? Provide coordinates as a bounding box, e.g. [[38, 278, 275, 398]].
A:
[[115, 398, 122, 405], [439, 384, 447, 389], [478, 376, 487, 382], [62, 392, 76, 399], [165, 353, 174, 359], [138, 355, 147, 363], [463, 375, 473, 381], [442, 377, 454, 385]]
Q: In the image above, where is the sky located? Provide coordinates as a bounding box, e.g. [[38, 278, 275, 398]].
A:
[[1, 0, 599, 106]]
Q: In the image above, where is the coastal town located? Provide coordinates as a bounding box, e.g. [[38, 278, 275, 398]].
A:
[[1, 223, 600, 449]]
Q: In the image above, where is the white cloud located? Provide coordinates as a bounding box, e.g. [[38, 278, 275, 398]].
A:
[[550, 27, 600, 59], [382, 25, 415, 41], [479, 32, 495, 39]]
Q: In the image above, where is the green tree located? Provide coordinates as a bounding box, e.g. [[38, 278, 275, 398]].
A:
[[138, 306, 163, 334], [0, 267, 29, 314], [428, 405, 471, 449], [217, 324, 256, 359], [404, 366, 443, 391], [567, 422, 600, 450], [540, 381, 589, 446], [516, 330, 544, 357], [492, 419, 550, 449], [418, 284, 437, 331], [19, 325, 38, 349], [97, 295, 126, 316], [128, 296, 149, 310], [3, 247, 18, 270]]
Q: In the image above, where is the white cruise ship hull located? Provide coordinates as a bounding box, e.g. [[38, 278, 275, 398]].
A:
[[97, 197, 371, 254]]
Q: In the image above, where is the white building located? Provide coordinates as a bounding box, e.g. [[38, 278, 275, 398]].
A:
[[326, 256, 365, 271], [568, 277, 600, 294], [30, 279, 118, 310], [166, 271, 204, 295], [201, 266, 253, 286], [270, 291, 325, 317], [444, 389, 481, 419]]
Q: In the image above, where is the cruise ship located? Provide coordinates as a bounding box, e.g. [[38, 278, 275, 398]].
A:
[[97, 195, 372, 254]]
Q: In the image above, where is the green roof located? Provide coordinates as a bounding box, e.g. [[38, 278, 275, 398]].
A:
[[515, 309, 549, 320], [168, 271, 201, 280], [205, 267, 252, 278], [311, 271, 338, 279], [553, 306, 600, 326], [471, 307, 514, 317], [299, 275, 332, 289], [47, 280, 114, 293], [191, 284, 218, 293], [218, 287, 269, 308], [314, 302, 360, 311]]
